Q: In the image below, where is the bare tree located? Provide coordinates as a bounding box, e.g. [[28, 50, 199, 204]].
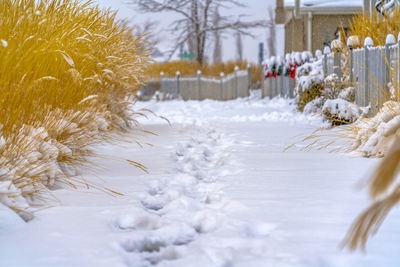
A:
[[266, 6, 276, 58], [133, 20, 162, 56], [213, 7, 222, 63], [235, 31, 243, 61], [129, 0, 266, 64]]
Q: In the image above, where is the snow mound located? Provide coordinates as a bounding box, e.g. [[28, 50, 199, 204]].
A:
[[322, 99, 362, 124], [351, 101, 400, 157], [0, 203, 25, 234], [0, 103, 137, 220], [295, 59, 324, 95]]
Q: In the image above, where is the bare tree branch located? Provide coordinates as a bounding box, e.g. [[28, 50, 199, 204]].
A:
[[129, 0, 266, 64]]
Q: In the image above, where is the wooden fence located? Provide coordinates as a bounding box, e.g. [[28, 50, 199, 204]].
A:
[[160, 66, 251, 101], [261, 74, 295, 99], [261, 52, 316, 99], [263, 34, 400, 112], [350, 37, 399, 112]]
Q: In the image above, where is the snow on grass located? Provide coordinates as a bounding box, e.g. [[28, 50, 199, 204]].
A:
[[348, 101, 400, 157], [322, 98, 362, 123]]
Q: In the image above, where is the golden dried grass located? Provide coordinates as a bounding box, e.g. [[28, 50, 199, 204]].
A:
[[0, 0, 149, 135], [0, 0, 151, 218], [350, 10, 400, 48], [144, 60, 262, 85]]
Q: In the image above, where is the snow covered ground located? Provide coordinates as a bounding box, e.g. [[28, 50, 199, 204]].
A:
[[1, 91, 399, 266]]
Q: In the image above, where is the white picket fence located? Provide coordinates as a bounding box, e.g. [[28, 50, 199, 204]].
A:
[[350, 36, 400, 112], [261, 51, 315, 99], [263, 33, 400, 112], [160, 66, 251, 101], [261, 75, 295, 99]]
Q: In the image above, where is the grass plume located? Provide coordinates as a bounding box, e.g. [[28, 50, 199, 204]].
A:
[[0, 0, 151, 219]]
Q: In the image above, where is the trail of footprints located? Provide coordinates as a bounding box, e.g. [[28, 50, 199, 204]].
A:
[[111, 125, 271, 266]]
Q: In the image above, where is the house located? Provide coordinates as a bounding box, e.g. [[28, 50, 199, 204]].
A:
[[275, 0, 373, 53]]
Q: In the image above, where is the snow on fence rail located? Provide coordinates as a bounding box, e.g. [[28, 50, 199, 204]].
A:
[[263, 33, 400, 112], [159, 66, 251, 101], [349, 35, 400, 111]]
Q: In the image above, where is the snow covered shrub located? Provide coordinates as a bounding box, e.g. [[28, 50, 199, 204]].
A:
[[319, 75, 359, 125], [297, 82, 324, 112], [322, 74, 347, 99], [346, 101, 400, 158], [0, 0, 150, 218], [295, 58, 324, 112], [298, 70, 359, 125], [338, 86, 356, 103], [322, 99, 362, 126]]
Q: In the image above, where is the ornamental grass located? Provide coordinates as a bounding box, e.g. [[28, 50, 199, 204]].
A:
[[0, 0, 151, 220]]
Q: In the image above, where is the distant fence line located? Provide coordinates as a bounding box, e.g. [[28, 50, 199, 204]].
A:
[[262, 74, 295, 99], [158, 66, 251, 101], [142, 34, 400, 106], [139, 66, 251, 101]]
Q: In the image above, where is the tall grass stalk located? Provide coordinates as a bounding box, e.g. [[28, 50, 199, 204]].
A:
[[350, 10, 400, 48]]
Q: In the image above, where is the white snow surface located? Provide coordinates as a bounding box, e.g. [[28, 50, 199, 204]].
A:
[[1, 91, 399, 266]]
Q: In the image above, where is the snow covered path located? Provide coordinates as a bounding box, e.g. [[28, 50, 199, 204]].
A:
[[1, 92, 400, 266]]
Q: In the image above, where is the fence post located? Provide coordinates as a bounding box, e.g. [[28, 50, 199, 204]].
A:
[[323, 46, 331, 78], [234, 66, 239, 99], [197, 70, 202, 100], [220, 72, 224, 100], [385, 34, 395, 104], [364, 37, 373, 107], [261, 64, 266, 98], [159, 72, 164, 101], [331, 40, 343, 80], [176, 71, 181, 99], [347, 36, 359, 85], [247, 64, 251, 97]]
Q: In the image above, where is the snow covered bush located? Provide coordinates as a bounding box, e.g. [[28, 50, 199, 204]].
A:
[[297, 82, 324, 112], [297, 71, 350, 109], [295, 63, 360, 125], [322, 99, 362, 126], [347, 101, 400, 158], [319, 76, 359, 125], [295, 58, 324, 111], [0, 0, 150, 219]]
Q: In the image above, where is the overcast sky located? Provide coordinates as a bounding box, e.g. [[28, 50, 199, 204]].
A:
[[95, 0, 282, 63]]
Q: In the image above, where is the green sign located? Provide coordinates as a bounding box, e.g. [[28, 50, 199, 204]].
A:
[[179, 52, 195, 59]]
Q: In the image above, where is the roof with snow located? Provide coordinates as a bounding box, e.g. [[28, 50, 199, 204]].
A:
[[284, 0, 363, 8], [284, 0, 363, 14]]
